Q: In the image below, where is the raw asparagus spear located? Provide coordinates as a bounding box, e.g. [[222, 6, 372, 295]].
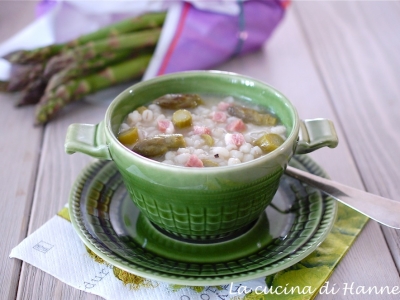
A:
[[18, 77, 47, 106], [14, 63, 47, 106], [3, 45, 63, 65], [65, 12, 165, 46], [19, 31, 158, 106], [35, 54, 152, 124], [3, 12, 166, 64], [7, 64, 43, 92], [45, 47, 154, 91], [44, 28, 161, 77]]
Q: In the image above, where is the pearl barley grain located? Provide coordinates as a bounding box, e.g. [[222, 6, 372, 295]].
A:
[[228, 158, 241, 165], [177, 148, 190, 154], [142, 110, 154, 122], [127, 110, 142, 125], [240, 143, 252, 153], [230, 150, 244, 160], [212, 127, 225, 138], [174, 153, 190, 165], [250, 146, 263, 158], [185, 138, 193, 147], [242, 154, 254, 162], [212, 147, 230, 159], [120, 123, 130, 132], [148, 104, 161, 112], [165, 151, 176, 160], [271, 125, 286, 136], [194, 149, 205, 155]]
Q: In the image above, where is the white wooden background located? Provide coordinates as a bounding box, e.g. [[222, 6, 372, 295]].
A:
[[1, 1, 400, 299]]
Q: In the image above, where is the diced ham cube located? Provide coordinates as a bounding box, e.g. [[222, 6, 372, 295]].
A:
[[226, 119, 246, 132], [212, 111, 227, 123], [193, 126, 211, 135], [225, 133, 245, 147], [217, 101, 232, 111], [185, 154, 204, 167], [158, 119, 174, 133]]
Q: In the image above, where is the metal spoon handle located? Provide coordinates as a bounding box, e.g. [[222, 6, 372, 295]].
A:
[[285, 166, 400, 229]]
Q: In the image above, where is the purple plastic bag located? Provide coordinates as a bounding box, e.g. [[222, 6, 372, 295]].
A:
[[155, 1, 286, 76], [34, 0, 287, 78]]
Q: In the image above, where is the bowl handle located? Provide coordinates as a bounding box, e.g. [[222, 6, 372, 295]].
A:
[[65, 121, 112, 160], [295, 118, 339, 154]]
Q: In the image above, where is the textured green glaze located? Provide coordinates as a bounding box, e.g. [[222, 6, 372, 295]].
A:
[[68, 155, 337, 285], [119, 165, 282, 239], [65, 71, 338, 239]]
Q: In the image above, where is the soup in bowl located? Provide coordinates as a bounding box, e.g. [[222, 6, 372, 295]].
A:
[[65, 71, 338, 240]]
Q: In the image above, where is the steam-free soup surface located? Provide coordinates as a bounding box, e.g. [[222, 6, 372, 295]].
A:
[[118, 94, 287, 167]]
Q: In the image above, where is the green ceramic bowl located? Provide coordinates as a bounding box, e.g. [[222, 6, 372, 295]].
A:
[[65, 71, 338, 240]]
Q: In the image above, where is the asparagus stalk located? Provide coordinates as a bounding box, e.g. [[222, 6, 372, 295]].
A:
[[14, 64, 47, 106], [44, 28, 161, 78], [45, 47, 154, 91], [35, 54, 152, 124], [17, 77, 47, 106], [66, 12, 165, 46], [3, 45, 63, 65], [16, 30, 158, 105], [3, 12, 166, 64], [6, 64, 42, 92]]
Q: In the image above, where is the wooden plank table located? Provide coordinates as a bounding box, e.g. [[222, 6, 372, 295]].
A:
[[1, 1, 399, 299]]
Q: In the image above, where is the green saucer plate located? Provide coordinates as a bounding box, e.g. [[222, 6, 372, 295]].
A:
[[69, 155, 337, 286]]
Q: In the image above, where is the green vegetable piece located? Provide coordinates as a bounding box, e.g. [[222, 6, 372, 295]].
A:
[[118, 127, 139, 145], [136, 106, 148, 114], [201, 159, 219, 167], [200, 134, 214, 146], [172, 109, 192, 128], [153, 94, 203, 109], [227, 105, 277, 126], [132, 134, 186, 157], [254, 133, 284, 153]]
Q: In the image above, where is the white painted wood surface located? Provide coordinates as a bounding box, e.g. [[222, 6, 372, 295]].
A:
[[0, 1, 399, 299]]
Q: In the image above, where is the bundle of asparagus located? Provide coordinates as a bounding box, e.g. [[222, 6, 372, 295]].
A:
[[1, 12, 166, 124]]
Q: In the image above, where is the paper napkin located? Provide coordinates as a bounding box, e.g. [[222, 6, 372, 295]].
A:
[[10, 199, 369, 300], [10, 208, 265, 300]]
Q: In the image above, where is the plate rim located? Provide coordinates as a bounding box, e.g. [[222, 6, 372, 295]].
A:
[[69, 155, 337, 286]]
